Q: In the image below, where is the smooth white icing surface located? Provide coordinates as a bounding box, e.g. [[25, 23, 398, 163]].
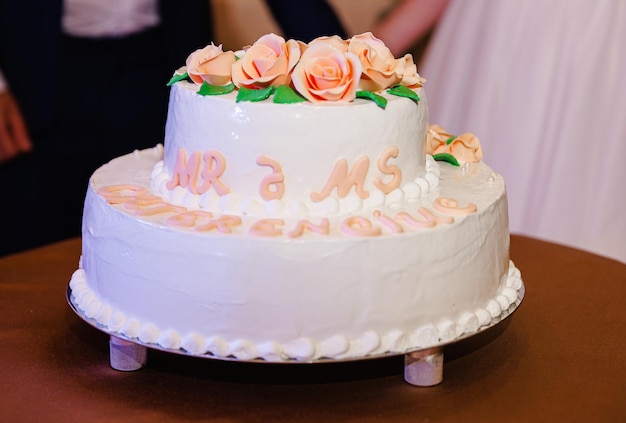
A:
[[153, 82, 431, 216], [72, 146, 523, 361]]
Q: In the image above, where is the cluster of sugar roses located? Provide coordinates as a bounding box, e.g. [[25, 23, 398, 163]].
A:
[[167, 32, 425, 107], [426, 124, 484, 166]]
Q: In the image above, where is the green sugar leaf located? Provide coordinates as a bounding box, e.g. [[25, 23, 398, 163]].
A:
[[236, 86, 275, 102], [198, 82, 236, 96], [445, 136, 456, 145], [273, 85, 307, 104], [166, 72, 189, 86], [356, 90, 388, 109], [387, 85, 421, 102], [433, 153, 460, 167]]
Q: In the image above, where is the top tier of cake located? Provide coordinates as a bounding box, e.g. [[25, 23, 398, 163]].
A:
[[149, 32, 437, 218], [152, 81, 430, 217]]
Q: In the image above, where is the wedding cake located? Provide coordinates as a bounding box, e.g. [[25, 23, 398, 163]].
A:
[[69, 33, 523, 361]]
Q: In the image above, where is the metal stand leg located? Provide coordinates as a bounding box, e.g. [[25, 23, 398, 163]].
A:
[[403, 347, 444, 386], [109, 336, 147, 371]]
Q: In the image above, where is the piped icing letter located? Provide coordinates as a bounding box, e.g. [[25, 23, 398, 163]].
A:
[[374, 146, 402, 194], [310, 157, 370, 202], [196, 215, 242, 234], [373, 210, 404, 234], [123, 196, 186, 216], [287, 218, 330, 238], [166, 149, 203, 193], [341, 216, 381, 237], [396, 207, 454, 229], [256, 155, 285, 201], [197, 150, 230, 196], [433, 197, 477, 216], [249, 219, 285, 237], [98, 185, 147, 204], [166, 210, 213, 227]]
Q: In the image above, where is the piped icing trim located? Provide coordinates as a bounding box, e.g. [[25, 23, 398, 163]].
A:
[[98, 184, 477, 239], [69, 261, 523, 362], [150, 150, 440, 218]]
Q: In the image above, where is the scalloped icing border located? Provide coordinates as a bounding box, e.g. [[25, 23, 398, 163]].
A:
[[69, 261, 523, 362]]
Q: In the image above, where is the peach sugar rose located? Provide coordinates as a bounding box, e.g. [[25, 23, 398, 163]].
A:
[[186, 43, 237, 86], [396, 54, 425, 88], [426, 124, 484, 164], [231, 33, 302, 89], [291, 35, 362, 103], [348, 32, 416, 92]]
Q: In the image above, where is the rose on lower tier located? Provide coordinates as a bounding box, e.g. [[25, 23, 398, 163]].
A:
[[427, 124, 484, 164]]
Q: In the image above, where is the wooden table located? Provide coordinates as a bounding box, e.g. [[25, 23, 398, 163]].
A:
[[1, 235, 624, 422]]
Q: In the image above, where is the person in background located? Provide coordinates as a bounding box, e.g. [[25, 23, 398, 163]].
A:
[[373, 0, 448, 59], [374, 0, 626, 263], [0, 0, 212, 257], [263, 0, 348, 42]]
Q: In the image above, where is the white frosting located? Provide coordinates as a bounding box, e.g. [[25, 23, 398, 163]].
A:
[[151, 82, 434, 217], [73, 146, 522, 361], [70, 81, 523, 362]]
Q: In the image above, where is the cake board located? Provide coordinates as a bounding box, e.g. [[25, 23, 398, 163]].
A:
[[66, 283, 524, 387]]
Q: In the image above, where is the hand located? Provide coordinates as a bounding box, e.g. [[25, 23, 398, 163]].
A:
[[0, 90, 32, 163]]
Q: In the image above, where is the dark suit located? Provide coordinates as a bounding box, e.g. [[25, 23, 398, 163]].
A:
[[0, 0, 212, 256], [264, 0, 347, 42]]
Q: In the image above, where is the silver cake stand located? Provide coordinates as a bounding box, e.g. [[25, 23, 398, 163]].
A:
[[67, 283, 524, 387]]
